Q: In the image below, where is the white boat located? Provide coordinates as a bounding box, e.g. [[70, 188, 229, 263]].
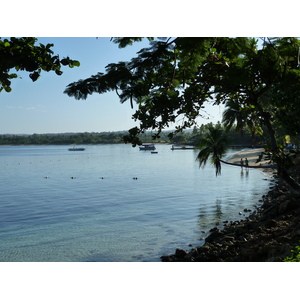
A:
[[139, 144, 156, 151]]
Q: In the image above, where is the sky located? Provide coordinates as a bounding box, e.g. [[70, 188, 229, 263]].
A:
[[2, 0, 296, 136], [0, 37, 225, 135]]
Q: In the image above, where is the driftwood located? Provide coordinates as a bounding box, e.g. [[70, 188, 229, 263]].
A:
[[219, 159, 276, 169]]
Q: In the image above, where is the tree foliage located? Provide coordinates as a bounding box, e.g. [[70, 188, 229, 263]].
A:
[[64, 37, 300, 192], [64, 37, 300, 141], [0, 37, 80, 92], [0, 132, 126, 145], [284, 243, 300, 262], [0, 124, 267, 146], [196, 123, 228, 176]]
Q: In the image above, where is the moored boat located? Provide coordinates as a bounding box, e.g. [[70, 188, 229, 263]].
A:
[[171, 145, 195, 150], [139, 144, 156, 151], [68, 146, 86, 151]]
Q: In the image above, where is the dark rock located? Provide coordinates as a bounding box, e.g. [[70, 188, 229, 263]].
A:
[[205, 231, 222, 243], [210, 227, 219, 232], [161, 255, 173, 262], [279, 200, 300, 215], [175, 248, 187, 258], [265, 219, 277, 228]]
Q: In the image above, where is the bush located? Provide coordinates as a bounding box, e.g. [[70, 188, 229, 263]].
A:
[[284, 244, 300, 262]]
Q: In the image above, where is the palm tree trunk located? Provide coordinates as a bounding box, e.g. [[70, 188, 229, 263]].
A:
[[219, 159, 275, 169]]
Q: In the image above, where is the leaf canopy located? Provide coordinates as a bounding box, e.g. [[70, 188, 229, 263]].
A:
[[64, 37, 300, 147], [0, 37, 80, 92]]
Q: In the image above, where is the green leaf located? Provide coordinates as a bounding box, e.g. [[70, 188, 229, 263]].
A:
[[60, 58, 69, 66], [71, 60, 80, 67], [55, 70, 63, 76], [4, 86, 12, 92], [8, 73, 18, 79], [29, 72, 40, 82]]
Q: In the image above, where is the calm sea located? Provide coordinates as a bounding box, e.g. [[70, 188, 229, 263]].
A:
[[0, 144, 272, 261]]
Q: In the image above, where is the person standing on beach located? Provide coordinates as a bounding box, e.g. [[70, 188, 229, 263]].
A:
[[240, 158, 244, 170], [245, 158, 249, 169]]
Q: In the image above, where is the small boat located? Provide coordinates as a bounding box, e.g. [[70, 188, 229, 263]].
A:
[[139, 144, 156, 151], [68, 146, 86, 151], [171, 145, 195, 150], [151, 151, 158, 154]]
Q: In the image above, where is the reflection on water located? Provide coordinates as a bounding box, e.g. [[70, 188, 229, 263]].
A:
[[214, 198, 223, 221], [240, 169, 249, 178]]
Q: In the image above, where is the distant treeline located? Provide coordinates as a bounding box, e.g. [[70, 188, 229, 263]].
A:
[[167, 122, 267, 147], [0, 132, 128, 145], [0, 123, 266, 146]]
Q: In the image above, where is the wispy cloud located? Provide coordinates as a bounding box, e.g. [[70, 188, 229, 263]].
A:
[[6, 105, 47, 112]]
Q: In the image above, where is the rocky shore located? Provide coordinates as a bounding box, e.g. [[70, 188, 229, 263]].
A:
[[161, 149, 300, 262]]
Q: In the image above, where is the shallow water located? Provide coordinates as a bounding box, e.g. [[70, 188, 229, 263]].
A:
[[0, 144, 272, 261]]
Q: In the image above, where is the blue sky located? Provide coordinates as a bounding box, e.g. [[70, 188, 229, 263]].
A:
[[0, 37, 225, 134]]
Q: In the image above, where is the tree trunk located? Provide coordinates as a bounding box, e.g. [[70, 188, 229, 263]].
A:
[[251, 97, 300, 194], [219, 159, 275, 169]]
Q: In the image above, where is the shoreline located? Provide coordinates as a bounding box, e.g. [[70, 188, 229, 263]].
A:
[[225, 148, 277, 176], [162, 148, 300, 262]]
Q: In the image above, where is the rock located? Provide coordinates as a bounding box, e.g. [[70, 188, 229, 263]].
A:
[[248, 214, 257, 221], [279, 201, 290, 214], [175, 248, 187, 258], [265, 219, 277, 228], [205, 231, 222, 243], [224, 235, 235, 241], [161, 255, 173, 262]]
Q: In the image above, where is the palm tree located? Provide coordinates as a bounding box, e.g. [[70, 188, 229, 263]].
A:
[[222, 99, 263, 144], [196, 124, 228, 176], [222, 99, 245, 132]]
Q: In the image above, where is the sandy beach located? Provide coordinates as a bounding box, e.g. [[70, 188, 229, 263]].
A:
[[225, 148, 276, 175]]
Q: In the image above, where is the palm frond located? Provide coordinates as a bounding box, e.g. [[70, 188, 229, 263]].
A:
[[196, 124, 228, 175], [196, 147, 211, 168]]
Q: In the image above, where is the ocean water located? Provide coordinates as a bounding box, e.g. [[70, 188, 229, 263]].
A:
[[0, 144, 272, 262]]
